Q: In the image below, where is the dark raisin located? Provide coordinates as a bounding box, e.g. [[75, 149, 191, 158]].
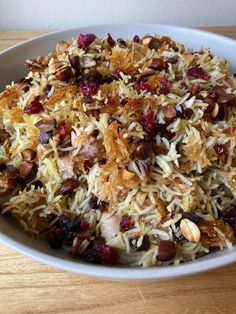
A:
[[175, 104, 184, 118], [222, 206, 236, 225], [214, 144, 228, 156], [184, 108, 194, 119], [89, 194, 99, 209], [148, 38, 161, 50], [181, 211, 204, 224], [47, 229, 63, 249], [120, 215, 132, 231], [39, 131, 53, 144], [44, 84, 52, 97], [134, 142, 153, 160], [60, 179, 80, 195], [69, 55, 80, 69], [0, 163, 7, 172]]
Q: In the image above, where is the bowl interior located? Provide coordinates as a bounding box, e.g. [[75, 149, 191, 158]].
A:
[[0, 24, 236, 280]]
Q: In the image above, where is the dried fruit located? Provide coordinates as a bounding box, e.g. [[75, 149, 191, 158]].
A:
[[147, 58, 166, 71], [77, 33, 96, 49], [83, 240, 119, 265], [175, 104, 184, 117], [117, 38, 126, 48], [159, 77, 169, 95], [23, 96, 43, 114], [60, 179, 80, 195], [58, 121, 69, 140], [107, 33, 115, 47], [191, 83, 201, 95], [21, 149, 37, 161], [133, 35, 140, 43], [89, 194, 99, 209], [187, 66, 210, 80], [184, 108, 194, 119], [140, 111, 156, 136], [136, 80, 152, 92], [222, 206, 236, 225], [180, 218, 201, 243], [156, 240, 176, 262], [19, 161, 38, 180], [181, 211, 204, 225], [120, 215, 132, 231], [214, 144, 228, 156], [44, 84, 53, 98], [134, 141, 153, 160], [79, 80, 98, 96], [130, 235, 150, 251], [218, 94, 236, 106], [80, 219, 89, 232]]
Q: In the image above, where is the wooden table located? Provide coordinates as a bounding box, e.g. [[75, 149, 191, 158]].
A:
[[0, 27, 236, 314]]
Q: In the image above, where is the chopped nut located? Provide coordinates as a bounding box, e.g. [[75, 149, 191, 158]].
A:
[[140, 69, 156, 77], [0, 130, 10, 144], [180, 218, 201, 243], [141, 35, 153, 46], [60, 179, 80, 195], [121, 169, 135, 180], [147, 58, 166, 71], [211, 103, 219, 119], [49, 61, 73, 81], [35, 118, 56, 133], [56, 40, 70, 53], [19, 162, 38, 180], [21, 149, 37, 161], [80, 56, 96, 68], [148, 38, 161, 50], [39, 131, 53, 144]]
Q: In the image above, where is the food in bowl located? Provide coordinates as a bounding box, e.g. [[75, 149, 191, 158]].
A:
[[0, 32, 235, 267]]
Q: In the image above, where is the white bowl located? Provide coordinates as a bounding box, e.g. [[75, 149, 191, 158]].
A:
[[0, 24, 236, 280]]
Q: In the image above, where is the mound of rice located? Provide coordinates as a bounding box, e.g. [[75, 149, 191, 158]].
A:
[[0, 32, 236, 267]]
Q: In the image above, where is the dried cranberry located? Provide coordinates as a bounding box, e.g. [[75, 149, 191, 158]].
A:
[[159, 77, 169, 95], [77, 33, 96, 49], [208, 92, 219, 102], [58, 121, 69, 140], [107, 33, 115, 47], [79, 80, 98, 96], [140, 111, 156, 136], [163, 130, 175, 140], [120, 215, 132, 231], [187, 66, 210, 81], [23, 96, 43, 114], [214, 144, 228, 156], [136, 80, 152, 92], [80, 219, 89, 232], [96, 242, 119, 265], [133, 35, 140, 43], [130, 235, 150, 251]]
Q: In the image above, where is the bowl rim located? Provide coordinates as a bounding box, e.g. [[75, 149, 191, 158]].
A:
[[0, 23, 236, 280]]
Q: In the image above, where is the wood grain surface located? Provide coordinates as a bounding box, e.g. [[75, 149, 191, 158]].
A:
[[0, 27, 236, 314]]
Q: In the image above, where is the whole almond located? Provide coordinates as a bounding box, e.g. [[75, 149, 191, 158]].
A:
[[180, 218, 201, 243]]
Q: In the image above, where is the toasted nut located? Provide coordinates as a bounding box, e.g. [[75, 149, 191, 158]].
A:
[[121, 169, 135, 180], [162, 105, 176, 119], [218, 94, 236, 105], [21, 149, 37, 161], [80, 56, 96, 68], [140, 69, 156, 77], [60, 179, 80, 195], [156, 240, 176, 261], [211, 103, 219, 119], [49, 61, 68, 74], [191, 83, 201, 95], [141, 35, 153, 46], [180, 218, 201, 243], [56, 40, 70, 53], [35, 118, 56, 133], [148, 38, 161, 50], [49, 61, 73, 81], [0, 130, 10, 144], [39, 131, 53, 144], [19, 161, 38, 180]]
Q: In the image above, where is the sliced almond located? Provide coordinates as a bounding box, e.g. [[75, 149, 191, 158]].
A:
[[141, 35, 153, 46], [211, 103, 219, 119], [122, 169, 135, 180], [180, 218, 201, 243], [56, 40, 70, 53]]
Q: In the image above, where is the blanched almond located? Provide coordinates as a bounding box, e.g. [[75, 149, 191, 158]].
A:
[[211, 103, 219, 119], [21, 149, 37, 161], [180, 218, 201, 243]]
